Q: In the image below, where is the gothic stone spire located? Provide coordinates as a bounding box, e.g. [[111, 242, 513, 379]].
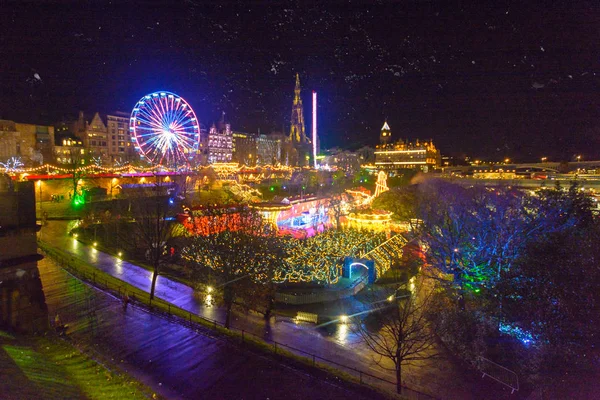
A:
[[290, 73, 308, 143]]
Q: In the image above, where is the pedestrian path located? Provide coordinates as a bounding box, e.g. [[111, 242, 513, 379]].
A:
[[40, 220, 511, 399], [37, 256, 383, 400]]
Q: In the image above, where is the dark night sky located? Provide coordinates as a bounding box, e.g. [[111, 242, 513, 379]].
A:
[[1, 0, 599, 161]]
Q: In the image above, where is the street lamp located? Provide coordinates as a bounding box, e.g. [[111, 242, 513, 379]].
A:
[[111, 177, 118, 197], [37, 180, 43, 215], [576, 155, 582, 162], [541, 157, 547, 162]]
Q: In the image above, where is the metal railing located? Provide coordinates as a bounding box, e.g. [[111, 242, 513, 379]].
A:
[[478, 356, 519, 394], [39, 241, 438, 400]]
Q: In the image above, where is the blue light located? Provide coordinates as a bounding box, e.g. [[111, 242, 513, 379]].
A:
[[499, 322, 536, 347], [169, 198, 174, 205]]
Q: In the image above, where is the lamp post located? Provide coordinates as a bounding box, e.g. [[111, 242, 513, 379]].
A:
[[37, 180, 43, 213], [111, 177, 118, 197]]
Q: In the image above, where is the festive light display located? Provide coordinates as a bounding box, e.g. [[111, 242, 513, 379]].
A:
[[130, 91, 200, 168], [0, 157, 24, 172], [345, 170, 389, 208], [274, 229, 386, 284], [249, 202, 293, 232], [178, 205, 386, 285], [0, 163, 163, 175]]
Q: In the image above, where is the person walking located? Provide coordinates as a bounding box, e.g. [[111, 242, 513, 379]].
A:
[[122, 293, 130, 310]]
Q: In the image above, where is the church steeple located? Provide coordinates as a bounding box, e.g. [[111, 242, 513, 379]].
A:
[[290, 73, 308, 143]]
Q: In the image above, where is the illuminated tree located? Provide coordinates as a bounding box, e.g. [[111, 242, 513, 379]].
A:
[[182, 209, 287, 327], [65, 148, 89, 205]]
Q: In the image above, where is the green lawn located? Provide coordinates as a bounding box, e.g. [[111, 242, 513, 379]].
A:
[[0, 330, 156, 400]]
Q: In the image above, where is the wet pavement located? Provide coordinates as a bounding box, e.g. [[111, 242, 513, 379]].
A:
[[40, 220, 516, 399], [37, 256, 384, 400]]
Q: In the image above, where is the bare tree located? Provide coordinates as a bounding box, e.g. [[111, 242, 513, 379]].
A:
[[120, 179, 176, 300], [354, 278, 439, 394], [66, 148, 89, 203], [328, 191, 348, 230]]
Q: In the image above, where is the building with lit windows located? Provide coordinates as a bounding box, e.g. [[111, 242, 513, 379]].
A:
[[232, 131, 288, 167], [54, 136, 86, 165], [232, 131, 257, 166], [257, 133, 284, 165], [58, 111, 136, 165], [83, 112, 108, 159], [106, 112, 136, 164], [374, 122, 440, 172], [206, 116, 233, 164]]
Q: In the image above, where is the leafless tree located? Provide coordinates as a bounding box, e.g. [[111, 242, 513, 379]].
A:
[[328, 192, 348, 230], [65, 148, 89, 202], [120, 178, 176, 300], [354, 278, 440, 394]]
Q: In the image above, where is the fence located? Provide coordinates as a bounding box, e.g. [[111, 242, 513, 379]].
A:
[[275, 271, 368, 305], [295, 311, 319, 324], [478, 356, 519, 394], [38, 241, 438, 400]]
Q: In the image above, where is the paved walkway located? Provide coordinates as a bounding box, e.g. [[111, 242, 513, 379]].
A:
[[37, 255, 384, 400], [40, 220, 516, 399]]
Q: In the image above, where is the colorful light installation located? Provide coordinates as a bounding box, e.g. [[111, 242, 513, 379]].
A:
[[130, 91, 200, 168], [312, 91, 317, 169]]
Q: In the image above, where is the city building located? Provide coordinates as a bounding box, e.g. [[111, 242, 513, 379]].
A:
[[83, 112, 108, 160], [106, 112, 136, 164], [232, 131, 287, 166], [257, 133, 284, 165], [232, 131, 257, 166], [54, 136, 86, 165], [321, 149, 363, 173], [0, 119, 54, 165], [374, 122, 440, 172], [205, 115, 233, 164], [59, 111, 136, 165]]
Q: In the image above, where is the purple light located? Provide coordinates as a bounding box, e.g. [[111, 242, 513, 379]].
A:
[[312, 91, 317, 169]]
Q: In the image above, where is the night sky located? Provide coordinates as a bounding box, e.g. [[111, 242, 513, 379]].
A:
[[1, 0, 599, 161]]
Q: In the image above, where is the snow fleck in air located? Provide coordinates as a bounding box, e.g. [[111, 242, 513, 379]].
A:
[[540, 46, 545, 52], [472, 60, 475, 64], [568, 75, 573, 79], [532, 82, 545, 89], [33, 73, 41, 81]]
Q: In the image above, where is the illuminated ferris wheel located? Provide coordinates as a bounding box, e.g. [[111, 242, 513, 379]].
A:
[[130, 91, 200, 168]]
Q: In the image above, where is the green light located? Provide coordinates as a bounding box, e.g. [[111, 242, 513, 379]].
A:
[[72, 193, 85, 207], [270, 186, 275, 192]]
